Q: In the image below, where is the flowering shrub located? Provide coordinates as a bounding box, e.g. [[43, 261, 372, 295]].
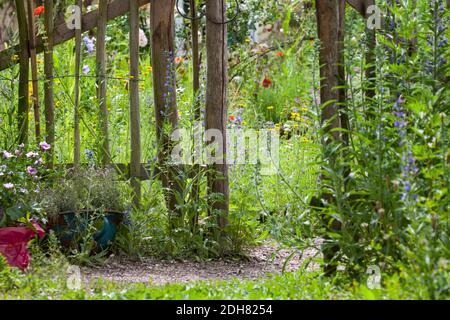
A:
[[0, 143, 50, 227]]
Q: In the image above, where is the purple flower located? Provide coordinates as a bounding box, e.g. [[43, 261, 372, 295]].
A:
[[82, 64, 90, 75], [26, 166, 37, 175], [83, 36, 95, 54], [394, 121, 407, 128], [39, 141, 51, 151], [85, 149, 94, 160]]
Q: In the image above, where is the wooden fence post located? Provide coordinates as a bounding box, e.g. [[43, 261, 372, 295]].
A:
[[26, 0, 41, 143], [150, 0, 182, 221], [44, 0, 55, 163], [74, 0, 82, 165], [364, 0, 376, 100], [190, 0, 200, 103], [15, 0, 29, 145], [316, 0, 345, 275], [316, 0, 343, 141], [129, 0, 141, 207], [97, 0, 110, 165], [190, 0, 201, 223], [205, 0, 229, 236], [338, 0, 349, 147]]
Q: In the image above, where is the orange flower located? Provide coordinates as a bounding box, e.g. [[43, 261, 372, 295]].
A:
[[276, 51, 284, 57], [33, 5, 45, 16], [262, 77, 272, 88], [175, 57, 184, 64], [229, 115, 236, 122]]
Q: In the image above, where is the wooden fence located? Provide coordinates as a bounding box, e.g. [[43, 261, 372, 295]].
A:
[[0, 0, 374, 211]]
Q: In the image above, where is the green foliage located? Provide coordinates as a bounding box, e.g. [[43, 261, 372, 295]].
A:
[[40, 166, 127, 216]]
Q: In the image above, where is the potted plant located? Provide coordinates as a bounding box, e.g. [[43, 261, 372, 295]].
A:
[[40, 166, 127, 253], [0, 142, 49, 269]]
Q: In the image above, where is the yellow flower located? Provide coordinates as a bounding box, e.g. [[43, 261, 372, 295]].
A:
[[267, 106, 274, 110], [28, 83, 33, 96], [301, 107, 308, 113], [245, 38, 251, 43], [147, 66, 152, 72], [11, 54, 19, 62]]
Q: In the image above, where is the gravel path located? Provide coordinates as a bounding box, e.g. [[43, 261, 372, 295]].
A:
[[82, 243, 320, 286]]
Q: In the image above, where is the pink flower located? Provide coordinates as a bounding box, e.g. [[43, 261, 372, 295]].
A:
[[26, 151, 39, 158], [3, 183, 14, 189], [26, 166, 38, 175], [34, 158, 43, 166], [39, 142, 51, 151], [3, 151, 13, 159]]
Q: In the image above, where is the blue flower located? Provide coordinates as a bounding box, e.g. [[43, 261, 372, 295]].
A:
[[83, 36, 95, 54], [85, 149, 94, 160]]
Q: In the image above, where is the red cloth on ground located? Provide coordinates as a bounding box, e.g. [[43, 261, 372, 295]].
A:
[[0, 222, 45, 270]]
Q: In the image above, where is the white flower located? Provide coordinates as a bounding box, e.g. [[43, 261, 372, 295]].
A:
[[26, 151, 39, 158], [139, 29, 148, 47], [3, 183, 14, 189], [2, 151, 13, 159]]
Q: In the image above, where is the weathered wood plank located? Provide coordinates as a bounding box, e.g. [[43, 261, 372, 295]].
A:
[[15, 0, 29, 145], [44, 0, 55, 165], [96, 0, 110, 165], [205, 0, 229, 231], [74, 0, 82, 165], [27, 0, 41, 142], [0, 0, 151, 71], [346, 0, 365, 16], [129, 0, 141, 206]]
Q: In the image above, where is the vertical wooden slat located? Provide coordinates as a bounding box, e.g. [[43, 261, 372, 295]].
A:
[[205, 0, 229, 234], [338, 0, 349, 146], [74, 0, 82, 165], [316, 0, 344, 275], [190, 0, 200, 102], [26, 0, 41, 143], [190, 0, 201, 223], [129, 0, 141, 207], [150, 0, 182, 221], [16, 0, 29, 145], [316, 0, 342, 141], [97, 0, 110, 165], [364, 0, 376, 100], [44, 0, 55, 164]]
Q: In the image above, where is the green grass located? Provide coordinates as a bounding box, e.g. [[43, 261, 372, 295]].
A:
[[0, 253, 438, 300]]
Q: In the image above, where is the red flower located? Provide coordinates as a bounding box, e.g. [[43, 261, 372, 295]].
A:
[[276, 51, 284, 57], [262, 77, 272, 88], [33, 5, 45, 16], [229, 115, 236, 122]]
